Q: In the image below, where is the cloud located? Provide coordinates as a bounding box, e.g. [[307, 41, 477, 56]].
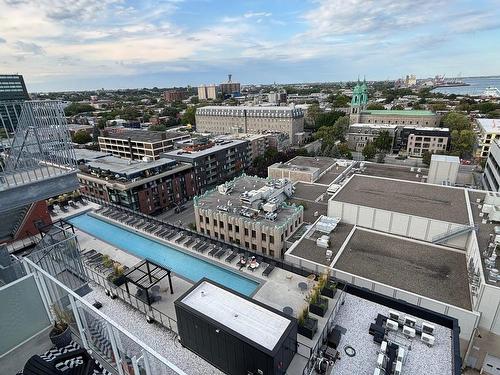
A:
[[0, 37, 6, 43], [244, 12, 271, 18], [15, 41, 46, 55]]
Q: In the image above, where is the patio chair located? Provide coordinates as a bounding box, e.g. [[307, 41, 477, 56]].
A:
[[81, 250, 97, 259], [198, 243, 209, 253], [225, 251, 238, 263], [215, 249, 226, 259], [262, 263, 275, 277], [208, 246, 219, 256]]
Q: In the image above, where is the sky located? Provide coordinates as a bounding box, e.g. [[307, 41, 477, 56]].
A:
[[1, 0, 499, 92]]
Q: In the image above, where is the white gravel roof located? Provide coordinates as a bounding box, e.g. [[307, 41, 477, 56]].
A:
[[181, 281, 290, 351]]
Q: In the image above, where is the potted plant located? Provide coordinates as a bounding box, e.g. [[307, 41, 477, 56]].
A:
[[297, 306, 318, 339], [49, 304, 72, 348], [319, 272, 337, 299], [309, 285, 329, 317], [107, 264, 126, 288]]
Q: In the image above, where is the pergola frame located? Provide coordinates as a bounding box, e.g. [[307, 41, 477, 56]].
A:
[[124, 259, 173, 306]]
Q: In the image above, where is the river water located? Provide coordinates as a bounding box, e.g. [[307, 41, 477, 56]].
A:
[[430, 76, 500, 96]]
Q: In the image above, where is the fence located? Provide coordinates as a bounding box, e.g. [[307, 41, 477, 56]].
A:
[[23, 257, 187, 375], [85, 264, 178, 333]]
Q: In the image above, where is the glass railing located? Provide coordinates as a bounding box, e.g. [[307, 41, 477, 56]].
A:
[[23, 257, 186, 375]]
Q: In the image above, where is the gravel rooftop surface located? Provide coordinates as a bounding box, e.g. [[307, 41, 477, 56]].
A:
[[83, 283, 223, 375], [333, 175, 469, 224]]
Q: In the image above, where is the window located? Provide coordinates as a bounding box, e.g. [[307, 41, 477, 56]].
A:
[[206, 230, 210, 236], [252, 230, 256, 238], [244, 228, 249, 236], [245, 241, 249, 248], [220, 234, 225, 240], [213, 219, 218, 227], [205, 217, 209, 224], [235, 225, 239, 233], [269, 250, 275, 257], [219, 221, 224, 229], [200, 228, 204, 234], [262, 247, 267, 254], [251, 244, 257, 250], [270, 235, 274, 244], [228, 223, 232, 231], [261, 233, 266, 241]]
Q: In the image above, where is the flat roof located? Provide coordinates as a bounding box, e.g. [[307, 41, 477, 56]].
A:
[[290, 222, 354, 265], [358, 162, 428, 182], [283, 156, 336, 174], [334, 175, 469, 224], [163, 139, 248, 159], [316, 166, 348, 185], [100, 130, 188, 143], [181, 281, 291, 351], [74, 149, 110, 161], [476, 118, 500, 134], [431, 154, 460, 163], [292, 182, 329, 202], [333, 228, 471, 310], [86, 156, 176, 176], [361, 109, 437, 116]]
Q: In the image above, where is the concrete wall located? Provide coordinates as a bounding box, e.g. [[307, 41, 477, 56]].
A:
[[327, 200, 470, 248]]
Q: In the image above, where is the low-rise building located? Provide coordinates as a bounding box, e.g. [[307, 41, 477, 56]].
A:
[[162, 138, 249, 191], [77, 150, 196, 214], [401, 127, 450, 157], [98, 130, 191, 160], [194, 176, 303, 258], [483, 138, 500, 191], [476, 118, 500, 158], [347, 123, 398, 151], [163, 90, 187, 102], [195, 106, 304, 144]]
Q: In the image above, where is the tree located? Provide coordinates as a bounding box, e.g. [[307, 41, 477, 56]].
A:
[[367, 103, 385, 110], [149, 124, 167, 131], [422, 151, 432, 166], [181, 106, 196, 125], [442, 112, 470, 132], [450, 129, 475, 158], [337, 143, 353, 159], [332, 116, 350, 142], [64, 103, 95, 116], [478, 102, 498, 114], [72, 130, 92, 144], [161, 107, 180, 117], [328, 94, 350, 107], [373, 130, 393, 152], [376, 152, 386, 163], [306, 102, 321, 127], [315, 111, 345, 128], [362, 142, 377, 160], [392, 104, 404, 110]]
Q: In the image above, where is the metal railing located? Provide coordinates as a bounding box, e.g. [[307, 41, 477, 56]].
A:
[[23, 257, 187, 375], [85, 265, 178, 333]]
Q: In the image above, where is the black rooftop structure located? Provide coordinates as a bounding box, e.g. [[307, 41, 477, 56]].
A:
[[124, 259, 173, 305]]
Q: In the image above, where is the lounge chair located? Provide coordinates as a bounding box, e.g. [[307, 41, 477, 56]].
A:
[[262, 263, 275, 277], [184, 238, 196, 247], [215, 249, 226, 259], [81, 249, 97, 259], [225, 251, 238, 262], [165, 231, 177, 240], [208, 246, 219, 256], [175, 235, 187, 244], [198, 243, 209, 253]]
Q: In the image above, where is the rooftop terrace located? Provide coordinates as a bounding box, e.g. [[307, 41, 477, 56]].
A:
[[332, 175, 469, 224], [333, 228, 471, 310]]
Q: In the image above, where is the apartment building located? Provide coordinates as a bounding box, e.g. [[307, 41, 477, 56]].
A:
[[163, 90, 188, 102], [402, 127, 450, 157], [476, 118, 500, 158], [198, 84, 217, 100], [195, 106, 304, 144], [162, 138, 249, 191], [346, 124, 398, 151], [483, 138, 500, 191], [77, 150, 196, 214], [194, 176, 303, 258], [98, 130, 191, 160]]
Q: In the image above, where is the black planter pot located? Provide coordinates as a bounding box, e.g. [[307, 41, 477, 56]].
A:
[[298, 317, 318, 339], [321, 286, 337, 299], [309, 297, 329, 317], [108, 275, 126, 288], [49, 325, 72, 348]]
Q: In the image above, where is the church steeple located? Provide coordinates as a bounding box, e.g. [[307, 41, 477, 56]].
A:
[[350, 76, 369, 123]]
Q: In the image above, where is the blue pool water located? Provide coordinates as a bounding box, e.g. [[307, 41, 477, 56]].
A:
[[68, 213, 259, 296]]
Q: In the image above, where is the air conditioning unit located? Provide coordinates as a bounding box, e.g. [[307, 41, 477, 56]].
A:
[[389, 311, 400, 321], [421, 332, 435, 346], [397, 348, 405, 362], [394, 361, 403, 375], [380, 341, 387, 354], [403, 326, 416, 338], [404, 316, 416, 328], [386, 319, 399, 331], [377, 353, 386, 368], [422, 322, 435, 335]]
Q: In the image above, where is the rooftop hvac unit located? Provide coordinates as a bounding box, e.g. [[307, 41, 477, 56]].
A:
[[389, 311, 400, 321], [404, 316, 416, 328], [380, 341, 387, 354], [376, 353, 386, 368], [403, 326, 416, 338], [421, 332, 435, 346], [397, 348, 405, 362], [394, 361, 403, 375], [386, 319, 399, 331], [422, 322, 435, 335]]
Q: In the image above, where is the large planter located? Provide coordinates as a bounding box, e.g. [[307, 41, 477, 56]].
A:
[[49, 325, 72, 348], [107, 274, 126, 288], [321, 285, 337, 299], [298, 317, 318, 339], [309, 297, 329, 317]]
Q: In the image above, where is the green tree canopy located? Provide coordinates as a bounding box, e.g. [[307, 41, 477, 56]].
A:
[[367, 103, 385, 110], [450, 129, 475, 158], [442, 112, 471, 132], [328, 94, 350, 107], [72, 130, 92, 144], [181, 106, 196, 125], [373, 130, 393, 152], [422, 151, 432, 166], [362, 142, 377, 160], [315, 111, 345, 128], [149, 124, 167, 131], [64, 103, 95, 116]]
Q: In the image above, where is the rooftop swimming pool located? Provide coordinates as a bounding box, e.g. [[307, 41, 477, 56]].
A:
[[68, 213, 259, 296]]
